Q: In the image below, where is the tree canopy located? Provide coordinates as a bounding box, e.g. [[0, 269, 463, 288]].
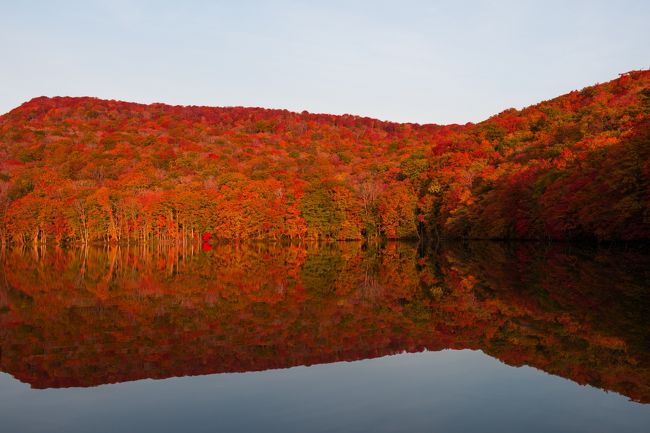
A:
[[0, 70, 648, 245]]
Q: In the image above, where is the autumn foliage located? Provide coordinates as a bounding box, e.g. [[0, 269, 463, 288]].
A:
[[0, 70, 649, 245]]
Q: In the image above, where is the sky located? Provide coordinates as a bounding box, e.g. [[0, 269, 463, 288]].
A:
[[1, 1, 649, 124]]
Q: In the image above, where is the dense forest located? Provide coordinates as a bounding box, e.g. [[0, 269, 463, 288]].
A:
[[1, 242, 648, 401], [0, 70, 648, 245]]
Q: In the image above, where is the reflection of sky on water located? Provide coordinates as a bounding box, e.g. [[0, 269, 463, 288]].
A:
[[2, 349, 648, 433]]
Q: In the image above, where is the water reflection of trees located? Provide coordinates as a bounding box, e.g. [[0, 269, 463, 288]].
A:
[[0, 241, 648, 403]]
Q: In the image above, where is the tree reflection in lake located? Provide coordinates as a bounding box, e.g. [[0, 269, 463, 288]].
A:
[[0, 241, 648, 404]]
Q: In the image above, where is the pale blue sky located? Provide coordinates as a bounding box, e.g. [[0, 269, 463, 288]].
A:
[[1, 1, 649, 124]]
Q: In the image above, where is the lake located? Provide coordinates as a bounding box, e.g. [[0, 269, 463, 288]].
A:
[[1, 241, 649, 432]]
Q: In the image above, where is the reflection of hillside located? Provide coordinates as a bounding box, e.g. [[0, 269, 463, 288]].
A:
[[0, 242, 648, 403]]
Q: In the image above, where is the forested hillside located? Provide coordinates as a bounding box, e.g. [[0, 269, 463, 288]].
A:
[[0, 70, 648, 245]]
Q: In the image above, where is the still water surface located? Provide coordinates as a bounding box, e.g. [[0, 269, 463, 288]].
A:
[[1, 242, 649, 432]]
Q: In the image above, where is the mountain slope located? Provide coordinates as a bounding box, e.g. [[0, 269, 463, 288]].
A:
[[0, 70, 648, 244]]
